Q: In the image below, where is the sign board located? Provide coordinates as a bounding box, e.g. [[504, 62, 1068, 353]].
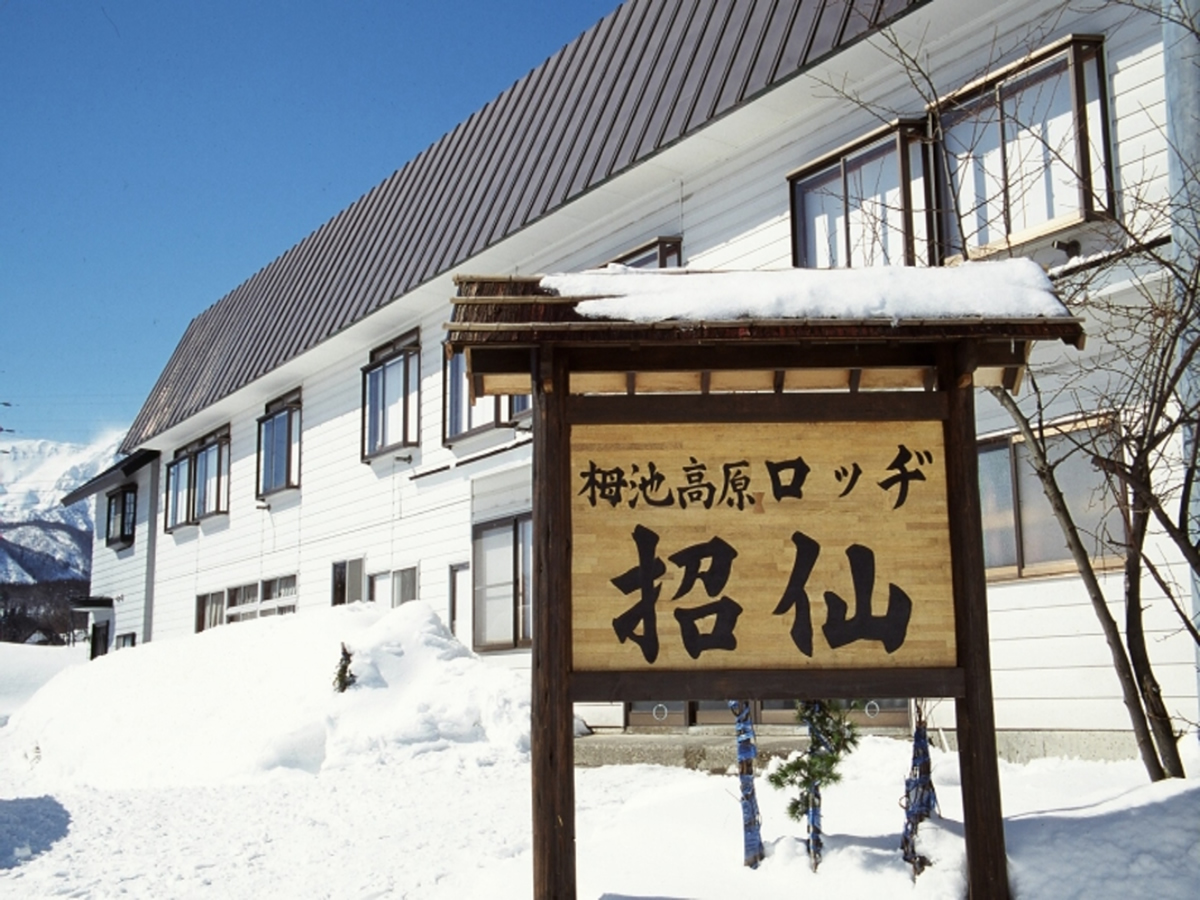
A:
[[571, 421, 955, 671]]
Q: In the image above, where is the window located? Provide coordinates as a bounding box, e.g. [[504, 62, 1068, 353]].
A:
[[195, 577, 295, 631], [331, 559, 363, 606], [449, 562, 470, 637], [363, 332, 420, 458], [940, 38, 1110, 258], [978, 422, 1122, 577], [788, 37, 1111, 268], [368, 571, 390, 603], [226, 582, 259, 623], [473, 514, 533, 651], [115, 632, 136, 649], [394, 566, 417, 606], [165, 428, 230, 530], [258, 390, 301, 496], [791, 125, 932, 268], [444, 349, 532, 443], [260, 575, 297, 615], [366, 567, 418, 606], [613, 236, 682, 269], [195, 591, 225, 632], [105, 484, 137, 548]]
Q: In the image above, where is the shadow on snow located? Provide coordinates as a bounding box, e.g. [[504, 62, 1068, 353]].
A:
[[0, 796, 71, 869]]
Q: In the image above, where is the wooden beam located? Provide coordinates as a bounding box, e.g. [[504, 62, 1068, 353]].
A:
[[531, 347, 577, 900], [941, 342, 1010, 899], [571, 667, 966, 702], [567, 392, 948, 424]]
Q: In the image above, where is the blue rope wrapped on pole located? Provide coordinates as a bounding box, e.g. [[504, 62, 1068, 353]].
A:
[[900, 705, 939, 876], [728, 700, 765, 868]]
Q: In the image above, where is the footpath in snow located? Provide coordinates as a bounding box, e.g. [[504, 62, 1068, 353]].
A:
[[0, 602, 1197, 898]]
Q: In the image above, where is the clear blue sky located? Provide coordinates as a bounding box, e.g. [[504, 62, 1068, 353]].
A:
[[1, 0, 616, 446]]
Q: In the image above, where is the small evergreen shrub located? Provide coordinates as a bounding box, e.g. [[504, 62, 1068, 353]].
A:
[[768, 700, 859, 821], [333, 642, 357, 693]]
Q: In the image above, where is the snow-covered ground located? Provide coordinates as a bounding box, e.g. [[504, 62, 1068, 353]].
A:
[[1, 602, 1197, 898]]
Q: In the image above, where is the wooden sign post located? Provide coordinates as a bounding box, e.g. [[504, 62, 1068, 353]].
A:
[[448, 273, 1083, 900]]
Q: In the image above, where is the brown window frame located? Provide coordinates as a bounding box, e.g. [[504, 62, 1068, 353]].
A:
[[165, 426, 231, 532], [934, 35, 1113, 262], [789, 122, 932, 269], [610, 236, 683, 269], [443, 346, 531, 446], [105, 483, 137, 548], [472, 513, 533, 652], [362, 330, 421, 460], [787, 35, 1113, 269], [977, 417, 1124, 580], [257, 389, 301, 498]]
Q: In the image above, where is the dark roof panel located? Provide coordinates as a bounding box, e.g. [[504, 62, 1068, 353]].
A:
[[123, 0, 926, 452]]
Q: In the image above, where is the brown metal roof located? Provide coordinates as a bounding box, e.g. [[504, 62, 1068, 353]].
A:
[[123, 0, 929, 453]]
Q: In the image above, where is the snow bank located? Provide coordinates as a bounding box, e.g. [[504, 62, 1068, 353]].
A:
[[0, 602, 529, 790], [541, 258, 1067, 324], [0, 643, 88, 727]]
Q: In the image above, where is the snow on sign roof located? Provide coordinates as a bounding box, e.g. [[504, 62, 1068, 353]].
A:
[[541, 258, 1069, 325]]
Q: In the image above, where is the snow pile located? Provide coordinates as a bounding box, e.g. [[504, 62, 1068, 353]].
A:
[[0, 644, 88, 728], [1, 602, 1197, 897], [542, 258, 1068, 323], [0, 601, 529, 790]]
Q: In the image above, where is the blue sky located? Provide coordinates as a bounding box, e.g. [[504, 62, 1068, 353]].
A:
[[0, 0, 616, 446]]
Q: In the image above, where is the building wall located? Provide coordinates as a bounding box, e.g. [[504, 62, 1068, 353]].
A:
[[87, 0, 1199, 742]]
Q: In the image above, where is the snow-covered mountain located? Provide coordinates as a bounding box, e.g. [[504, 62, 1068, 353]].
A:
[[0, 434, 123, 584]]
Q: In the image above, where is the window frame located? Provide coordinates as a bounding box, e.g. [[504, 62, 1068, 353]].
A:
[[786, 35, 1113, 269], [471, 513, 533, 652], [257, 389, 301, 498], [362, 331, 421, 460], [978, 417, 1125, 580], [611, 236, 683, 269], [105, 483, 137, 548], [443, 346, 532, 445], [259, 575, 298, 617], [934, 35, 1113, 261], [789, 122, 932, 269], [165, 427, 231, 532], [195, 590, 225, 633]]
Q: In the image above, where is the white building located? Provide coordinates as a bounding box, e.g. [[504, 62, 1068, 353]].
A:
[[66, 0, 1200, 758]]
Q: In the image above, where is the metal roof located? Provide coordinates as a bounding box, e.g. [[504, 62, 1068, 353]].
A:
[[123, 0, 926, 453]]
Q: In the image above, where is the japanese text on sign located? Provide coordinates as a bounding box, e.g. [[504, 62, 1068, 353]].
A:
[[570, 422, 956, 671]]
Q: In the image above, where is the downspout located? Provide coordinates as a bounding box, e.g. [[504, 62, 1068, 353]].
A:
[[142, 458, 159, 642], [1162, 0, 1200, 733]]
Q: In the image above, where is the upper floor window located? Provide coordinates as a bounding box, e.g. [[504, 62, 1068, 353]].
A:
[[105, 484, 137, 548], [444, 349, 531, 444], [165, 427, 230, 530], [363, 332, 420, 458], [613, 236, 682, 269], [940, 38, 1110, 258], [789, 36, 1111, 268], [791, 125, 932, 268], [258, 389, 301, 496]]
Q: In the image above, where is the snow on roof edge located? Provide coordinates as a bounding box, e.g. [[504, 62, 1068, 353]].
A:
[[539, 259, 1067, 325]]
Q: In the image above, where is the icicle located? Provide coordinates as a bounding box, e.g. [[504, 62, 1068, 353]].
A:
[[728, 700, 764, 868], [900, 702, 939, 877]]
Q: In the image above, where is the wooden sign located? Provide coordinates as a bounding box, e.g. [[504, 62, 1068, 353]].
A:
[[571, 422, 955, 671]]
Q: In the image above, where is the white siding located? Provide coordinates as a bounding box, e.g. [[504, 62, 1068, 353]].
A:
[[89, 0, 1195, 745]]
